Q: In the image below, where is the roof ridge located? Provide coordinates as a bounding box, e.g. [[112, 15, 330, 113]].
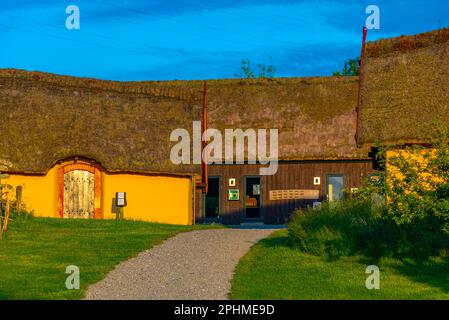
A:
[[0, 68, 202, 101]]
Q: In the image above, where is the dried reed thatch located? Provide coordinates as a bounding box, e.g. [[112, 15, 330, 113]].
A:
[[358, 27, 449, 146], [206, 76, 368, 161], [0, 69, 367, 175], [0, 69, 203, 175]]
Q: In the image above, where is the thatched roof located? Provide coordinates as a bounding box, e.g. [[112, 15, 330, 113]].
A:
[[358, 27, 449, 146], [0, 69, 202, 175], [0, 69, 367, 175], [206, 76, 368, 161]]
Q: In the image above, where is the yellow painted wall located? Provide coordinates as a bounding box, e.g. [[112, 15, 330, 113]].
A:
[[5, 164, 194, 225], [6, 167, 59, 218], [102, 173, 193, 225]]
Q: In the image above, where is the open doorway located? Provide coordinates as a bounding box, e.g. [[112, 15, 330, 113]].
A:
[[244, 176, 262, 220], [205, 177, 220, 221]]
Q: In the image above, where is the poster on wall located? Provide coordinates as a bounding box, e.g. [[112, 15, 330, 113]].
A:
[[253, 184, 260, 195]]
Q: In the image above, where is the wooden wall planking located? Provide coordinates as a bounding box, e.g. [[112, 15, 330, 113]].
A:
[[203, 160, 374, 225]]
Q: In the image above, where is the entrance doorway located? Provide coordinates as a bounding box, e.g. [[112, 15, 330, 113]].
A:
[[63, 170, 95, 218], [205, 177, 220, 220], [244, 176, 262, 220], [57, 162, 102, 219]]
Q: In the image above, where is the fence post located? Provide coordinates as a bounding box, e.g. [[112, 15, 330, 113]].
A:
[[16, 186, 23, 212], [1, 189, 11, 238], [0, 181, 3, 219]]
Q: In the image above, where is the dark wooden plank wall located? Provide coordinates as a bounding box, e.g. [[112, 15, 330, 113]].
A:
[[203, 160, 374, 225], [195, 188, 204, 222]]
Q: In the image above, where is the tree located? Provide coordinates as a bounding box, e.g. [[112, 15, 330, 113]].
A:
[[258, 57, 276, 79], [333, 57, 360, 76], [236, 58, 255, 79], [236, 58, 276, 79]]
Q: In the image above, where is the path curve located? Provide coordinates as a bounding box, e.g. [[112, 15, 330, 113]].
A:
[[85, 228, 275, 300]]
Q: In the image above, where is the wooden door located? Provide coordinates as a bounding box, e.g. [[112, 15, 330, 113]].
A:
[[63, 170, 95, 218]]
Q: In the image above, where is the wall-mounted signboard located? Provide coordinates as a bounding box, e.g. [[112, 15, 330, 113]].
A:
[[116, 192, 127, 207], [269, 189, 319, 201], [228, 189, 240, 201]]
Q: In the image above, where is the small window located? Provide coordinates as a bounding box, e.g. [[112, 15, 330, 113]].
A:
[[327, 175, 345, 201]]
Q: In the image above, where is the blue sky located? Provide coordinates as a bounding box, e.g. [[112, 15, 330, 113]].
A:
[[0, 0, 447, 80]]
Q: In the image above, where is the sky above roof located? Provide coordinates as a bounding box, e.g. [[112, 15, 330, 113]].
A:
[[0, 0, 447, 80]]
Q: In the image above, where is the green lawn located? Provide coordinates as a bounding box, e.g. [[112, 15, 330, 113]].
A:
[[230, 230, 449, 300], [0, 217, 217, 300]]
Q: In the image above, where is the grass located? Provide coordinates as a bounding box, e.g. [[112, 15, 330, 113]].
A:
[[230, 230, 449, 300], [0, 217, 218, 300]]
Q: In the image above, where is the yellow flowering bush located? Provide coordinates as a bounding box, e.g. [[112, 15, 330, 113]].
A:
[[385, 141, 449, 232]]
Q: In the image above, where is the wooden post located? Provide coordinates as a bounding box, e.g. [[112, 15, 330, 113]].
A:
[[0, 178, 3, 218], [4, 193, 10, 233], [0, 181, 3, 233], [0, 175, 9, 238], [116, 207, 124, 221], [1, 189, 11, 238], [0, 186, 2, 238], [202, 81, 208, 194], [16, 186, 23, 212], [355, 26, 368, 142]]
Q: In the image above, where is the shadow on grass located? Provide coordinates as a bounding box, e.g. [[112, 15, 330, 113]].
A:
[[351, 253, 449, 294], [391, 257, 449, 294], [260, 231, 449, 295], [256, 231, 292, 249]]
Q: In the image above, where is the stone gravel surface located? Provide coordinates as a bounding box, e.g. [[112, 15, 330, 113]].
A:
[[85, 228, 275, 300]]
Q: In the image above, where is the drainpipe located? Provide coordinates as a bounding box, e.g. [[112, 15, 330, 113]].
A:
[[201, 81, 208, 195], [190, 175, 196, 225], [355, 26, 368, 144]]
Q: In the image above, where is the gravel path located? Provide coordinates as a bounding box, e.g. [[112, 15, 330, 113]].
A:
[[85, 228, 275, 300]]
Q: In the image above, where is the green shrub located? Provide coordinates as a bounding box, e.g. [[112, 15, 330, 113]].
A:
[[384, 135, 449, 230], [288, 200, 449, 261], [289, 134, 449, 261], [8, 208, 34, 220], [1, 199, 34, 221], [289, 201, 381, 260]]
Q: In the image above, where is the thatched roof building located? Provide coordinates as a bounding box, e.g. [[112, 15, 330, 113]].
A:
[[358, 27, 449, 146], [0, 69, 368, 175]]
